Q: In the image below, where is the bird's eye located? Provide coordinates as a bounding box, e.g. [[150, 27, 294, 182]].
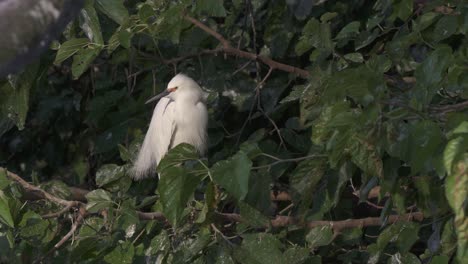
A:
[[168, 86, 178, 92]]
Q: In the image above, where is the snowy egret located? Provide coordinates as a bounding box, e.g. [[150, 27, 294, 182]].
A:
[[132, 74, 208, 179]]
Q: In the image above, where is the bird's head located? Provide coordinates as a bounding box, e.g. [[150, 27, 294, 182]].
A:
[[146, 73, 204, 104]]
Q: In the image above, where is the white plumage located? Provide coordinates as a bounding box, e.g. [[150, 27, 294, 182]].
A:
[[132, 74, 208, 179]]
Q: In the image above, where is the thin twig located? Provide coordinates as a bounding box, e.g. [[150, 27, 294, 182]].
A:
[[252, 154, 327, 169], [37, 207, 86, 263]]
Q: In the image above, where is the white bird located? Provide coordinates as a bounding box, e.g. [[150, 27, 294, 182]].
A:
[[132, 74, 208, 179]]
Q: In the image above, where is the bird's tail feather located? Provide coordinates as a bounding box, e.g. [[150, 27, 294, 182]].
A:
[[131, 124, 158, 180]]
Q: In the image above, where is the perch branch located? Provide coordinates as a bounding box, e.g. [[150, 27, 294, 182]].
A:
[[183, 15, 310, 79]]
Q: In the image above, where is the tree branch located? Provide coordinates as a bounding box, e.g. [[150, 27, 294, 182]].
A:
[[2, 168, 81, 207], [218, 212, 424, 232], [183, 15, 310, 79]]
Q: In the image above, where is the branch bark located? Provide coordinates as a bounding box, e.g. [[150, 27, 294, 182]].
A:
[[183, 15, 310, 79], [2, 167, 425, 234], [218, 212, 424, 232]]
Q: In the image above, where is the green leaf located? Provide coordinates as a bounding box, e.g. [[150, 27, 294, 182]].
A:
[[444, 136, 467, 175], [157, 143, 199, 172], [118, 28, 133, 49], [445, 156, 468, 263], [71, 47, 101, 79], [290, 158, 326, 208], [95, 0, 129, 25], [235, 233, 284, 264], [0, 190, 14, 228], [79, 0, 104, 45], [295, 18, 333, 56], [0, 64, 38, 130], [0, 169, 10, 190], [283, 247, 310, 264], [19, 210, 57, 244], [211, 150, 252, 201], [344, 52, 364, 63], [95, 164, 125, 187], [280, 84, 310, 104], [392, 0, 413, 21], [104, 241, 134, 264], [239, 202, 268, 227], [54, 38, 89, 65], [413, 46, 453, 107], [348, 135, 384, 179], [147, 230, 171, 256], [433, 15, 458, 42], [336, 21, 360, 39], [158, 166, 202, 226], [408, 121, 444, 173], [196, 0, 226, 17], [388, 253, 420, 264], [306, 226, 334, 248], [85, 189, 113, 213]]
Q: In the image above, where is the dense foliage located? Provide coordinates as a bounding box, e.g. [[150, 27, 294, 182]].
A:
[[0, 0, 467, 263]]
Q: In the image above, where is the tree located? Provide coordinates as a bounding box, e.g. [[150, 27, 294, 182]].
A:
[[0, 0, 467, 263]]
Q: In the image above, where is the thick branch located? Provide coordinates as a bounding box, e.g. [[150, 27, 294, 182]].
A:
[[183, 15, 310, 79], [430, 100, 468, 115]]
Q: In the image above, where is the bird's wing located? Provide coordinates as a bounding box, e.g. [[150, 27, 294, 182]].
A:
[[132, 97, 175, 179]]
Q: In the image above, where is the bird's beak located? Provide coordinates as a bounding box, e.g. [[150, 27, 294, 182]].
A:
[[145, 90, 170, 104]]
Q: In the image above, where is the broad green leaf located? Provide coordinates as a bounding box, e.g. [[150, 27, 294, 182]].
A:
[[433, 15, 458, 42], [348, 135, 384, 179], [344, 52, 364, 63], [196, 0, 226, 17], [413, 46, 453, 107], [211, 150, 251, 201], [19, 210, 57, 244], [85, 189, 113, 213], [157, 143, 199, 172], [71, 47, 101, 79], [158, 166, 202, 226], [95, 164, 125, 187], [391, 0, 413, 21], [430, 255, 449, 264], [104, 241, 134, 264], [0, 64, 38, 130], [0, 169, 10, 190], [239, 202, 268, 227], [205, 244, 235, 264], [280, 84, 310, 104], [40, 180, 71, 200], [290, 158, 326, 209], [283, 247, 310, 264], [79, 0, 104, 44], [306, 226, 334, 248], [388, 253, 420, 264], [54, 38, 89, 65], [444, 136, 467, 175], [0, 190, 14, 228], [445, 156, 468, 263], [295, 18, 333, 56], [235, 233, 283, 264], [95, 0, 129, 25], [146, 230, 171, 256], [413, 12, 439, 31], [336, 21, 360, 39], [408, 121, 444, 173]]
